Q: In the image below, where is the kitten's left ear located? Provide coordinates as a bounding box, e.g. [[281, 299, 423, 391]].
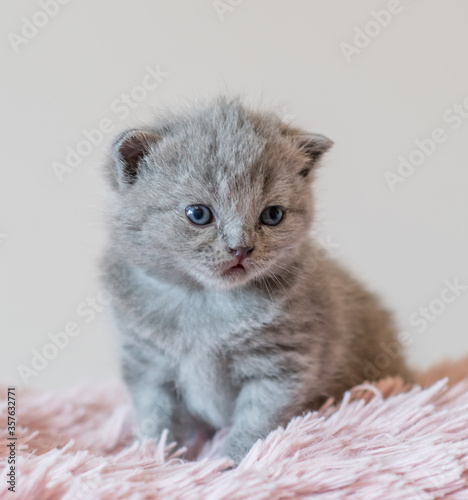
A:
[[298, 134, 333, 177]]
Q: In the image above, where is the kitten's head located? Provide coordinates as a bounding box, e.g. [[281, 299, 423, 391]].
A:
[[106, 98, 332, 290]]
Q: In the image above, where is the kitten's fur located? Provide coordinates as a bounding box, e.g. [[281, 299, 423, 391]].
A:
[[102, 97, 411, 463]]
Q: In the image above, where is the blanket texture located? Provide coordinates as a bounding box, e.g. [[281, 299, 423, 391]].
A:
[[1, 358, 468, 499]]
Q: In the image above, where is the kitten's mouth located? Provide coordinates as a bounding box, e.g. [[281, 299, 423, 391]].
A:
[[222, 259, 248, 276], [224, 263, 246, 275], [228, 263, 245, 271]]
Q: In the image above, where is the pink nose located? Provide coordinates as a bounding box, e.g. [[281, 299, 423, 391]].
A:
[[229, 246, 254, 258]]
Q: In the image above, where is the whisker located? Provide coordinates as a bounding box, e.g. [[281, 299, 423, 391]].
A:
[[271, 262, 306, 281], [252, 262, 274, 302], [266, 269, 291, 311]]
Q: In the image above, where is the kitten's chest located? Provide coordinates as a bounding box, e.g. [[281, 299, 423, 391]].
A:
[[177, 347, 238, 428], [146, 283, 280, 353]]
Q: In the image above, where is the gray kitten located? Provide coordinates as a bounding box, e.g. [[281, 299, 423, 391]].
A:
[[102, 97, 411, 463]]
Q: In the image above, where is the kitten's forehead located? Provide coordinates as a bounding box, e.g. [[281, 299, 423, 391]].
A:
[[184, 133, 289, 210], [169, 103, 295, 193]]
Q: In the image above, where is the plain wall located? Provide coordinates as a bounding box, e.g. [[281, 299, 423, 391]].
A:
[[1, 0, 467, 389]]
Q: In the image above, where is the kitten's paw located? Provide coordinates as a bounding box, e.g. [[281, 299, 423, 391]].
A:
[[134, 418, 175, 445], [221, 439, 251, 465], [220, 463, 237, 472]]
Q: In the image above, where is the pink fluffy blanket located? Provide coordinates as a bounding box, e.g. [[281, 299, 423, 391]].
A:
[[1, 359, 468, 499]]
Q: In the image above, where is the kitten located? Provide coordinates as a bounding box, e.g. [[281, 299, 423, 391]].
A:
[[102, 97, 412, 463]]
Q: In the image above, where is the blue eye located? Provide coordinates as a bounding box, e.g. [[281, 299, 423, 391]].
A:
[[185, 205, 213, 225], [260, 206, 284, 226]]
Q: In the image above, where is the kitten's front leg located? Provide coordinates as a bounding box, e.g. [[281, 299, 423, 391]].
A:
[[222, 377, 302, 464], [130, 379, 179, 443], [120, 343, 179, 443]]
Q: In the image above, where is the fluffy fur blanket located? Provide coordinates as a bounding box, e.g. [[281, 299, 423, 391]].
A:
[[1, 358, 468, 499]]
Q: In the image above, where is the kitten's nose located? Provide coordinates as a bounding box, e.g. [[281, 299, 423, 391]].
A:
[[229, 246, 254, 258]]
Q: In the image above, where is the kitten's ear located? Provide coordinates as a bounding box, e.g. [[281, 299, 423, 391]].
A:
[[109, 129, 160, 189], [298, 133, 333, 178]]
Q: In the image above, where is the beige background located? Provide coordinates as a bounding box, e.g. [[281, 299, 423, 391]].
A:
[[1, 0, 467, 389]]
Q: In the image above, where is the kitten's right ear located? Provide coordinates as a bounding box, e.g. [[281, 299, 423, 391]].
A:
[[109, 129, 160, 189]]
